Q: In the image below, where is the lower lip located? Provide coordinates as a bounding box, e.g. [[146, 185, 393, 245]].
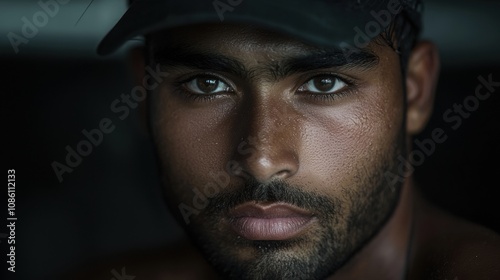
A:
[[229, 216, 315, 240]]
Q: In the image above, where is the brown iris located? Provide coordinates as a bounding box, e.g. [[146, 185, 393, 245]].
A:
[[196, 76, 219, 93], [313, 76, 335, 92]]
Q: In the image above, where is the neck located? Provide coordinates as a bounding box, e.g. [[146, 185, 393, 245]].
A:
[[329, 180, 415, 280]]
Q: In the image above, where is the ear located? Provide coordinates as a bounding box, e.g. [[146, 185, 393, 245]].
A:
[[127, 47, 150, 137], [405, 41, 440, 135]]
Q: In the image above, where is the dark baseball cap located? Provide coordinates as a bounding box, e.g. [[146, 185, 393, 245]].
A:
[[97, 0, 422, 55]]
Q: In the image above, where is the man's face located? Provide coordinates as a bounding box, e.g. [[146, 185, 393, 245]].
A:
[[148, 24, 407, 279]]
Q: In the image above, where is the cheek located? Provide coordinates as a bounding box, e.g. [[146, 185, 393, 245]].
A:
[[150, 87, 236, 199], [296, 74, 404, 192]]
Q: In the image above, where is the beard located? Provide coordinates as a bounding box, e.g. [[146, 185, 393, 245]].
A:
[[159, 130, 406, 280]]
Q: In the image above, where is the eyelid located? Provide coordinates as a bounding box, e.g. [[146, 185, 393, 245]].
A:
[[177, 72, 237, 95], [306, 72, 354, 85], [296, 73, 354, 93], [181, 72, 235, 87]]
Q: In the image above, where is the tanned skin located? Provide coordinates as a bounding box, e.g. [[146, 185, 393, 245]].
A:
[[67, 24, 500, 280]]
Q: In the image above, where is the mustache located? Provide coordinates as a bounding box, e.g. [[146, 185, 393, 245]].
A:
[[204, 179, 337, 219]]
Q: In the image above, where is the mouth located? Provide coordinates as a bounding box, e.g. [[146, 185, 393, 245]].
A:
[[228, 202, 316, 241]]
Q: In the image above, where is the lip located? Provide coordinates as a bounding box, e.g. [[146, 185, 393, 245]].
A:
[[228, 202, 315, 240]]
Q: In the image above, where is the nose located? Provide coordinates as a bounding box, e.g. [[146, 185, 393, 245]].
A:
[[232, 96, 300, 183]]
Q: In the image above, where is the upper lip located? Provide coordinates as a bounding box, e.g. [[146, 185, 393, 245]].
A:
[[229, 202, 314, 219]]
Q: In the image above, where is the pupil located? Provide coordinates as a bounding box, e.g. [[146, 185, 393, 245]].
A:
[[314, 77, 334, 92], [198, 78, 218, 93]]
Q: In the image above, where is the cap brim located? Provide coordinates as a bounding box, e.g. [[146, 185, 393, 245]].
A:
[[97, 0, 391, 55]]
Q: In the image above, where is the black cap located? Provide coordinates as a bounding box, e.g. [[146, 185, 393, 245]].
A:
[[97, 0, 422, 55]]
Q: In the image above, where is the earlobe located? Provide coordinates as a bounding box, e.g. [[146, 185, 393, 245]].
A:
[[405, 41, 440, 135]]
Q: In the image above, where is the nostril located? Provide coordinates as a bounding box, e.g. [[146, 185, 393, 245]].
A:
[[233, 152, 299, 183], [274, 170, 290, 179]]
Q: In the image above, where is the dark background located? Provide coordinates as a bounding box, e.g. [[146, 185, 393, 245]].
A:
[[2, 1, 500, 279]]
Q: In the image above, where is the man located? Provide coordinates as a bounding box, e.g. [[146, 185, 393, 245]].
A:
[[81, 0, 500, 279]]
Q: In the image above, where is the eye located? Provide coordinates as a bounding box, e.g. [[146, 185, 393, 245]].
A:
[[298, 75, 347, 94], [183, 75, 234, 94]]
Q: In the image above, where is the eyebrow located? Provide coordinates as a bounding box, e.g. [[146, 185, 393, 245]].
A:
[[153, 45, 379, 80], [155, 48, 248, 77], [276, 48, 379, 79]]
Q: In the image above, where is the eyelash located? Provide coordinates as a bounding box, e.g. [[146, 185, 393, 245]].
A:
[[298, 73, 356, 102], [174, 73, 229, 102], [173, 73, 357, 102]]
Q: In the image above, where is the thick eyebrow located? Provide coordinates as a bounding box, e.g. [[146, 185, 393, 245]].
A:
[[153, 46, 378, 80], [153, 47, 247, 77], [277, 48, 379, 79]]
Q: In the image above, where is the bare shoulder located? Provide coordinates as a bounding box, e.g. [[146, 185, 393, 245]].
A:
[[410, 198, 500, 280], [57, 240, 219, 280]]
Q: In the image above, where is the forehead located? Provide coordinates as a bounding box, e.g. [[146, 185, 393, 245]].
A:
[[147, 23, 396, 77], [150, 23, 322, 57]]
